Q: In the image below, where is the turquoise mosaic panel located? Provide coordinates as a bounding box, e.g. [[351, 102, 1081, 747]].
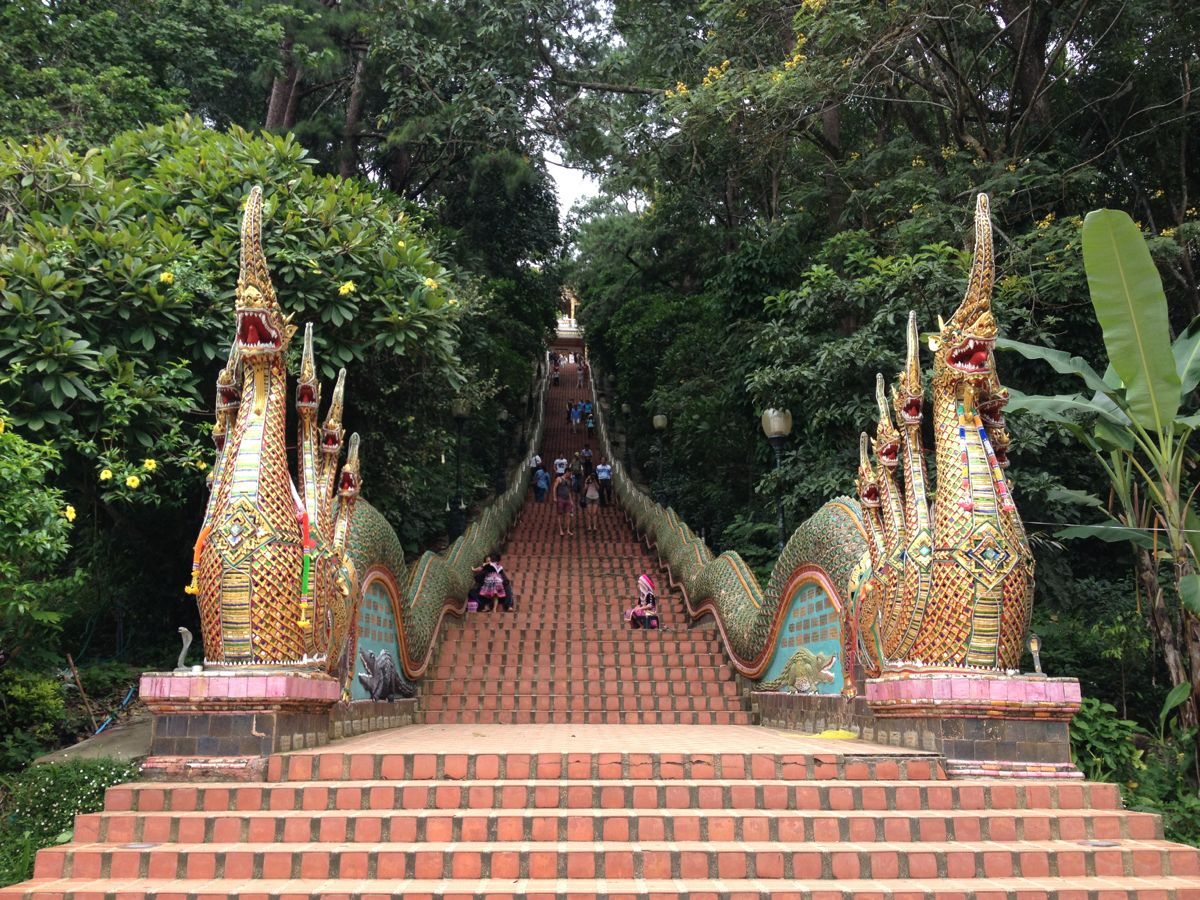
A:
[[351, 576, 402, 701], [760, 579, 844, 694]]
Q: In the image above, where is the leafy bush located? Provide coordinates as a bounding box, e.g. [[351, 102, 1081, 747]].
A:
[[0, 759, 139, 886], [0, 407, 81, 660], [1071, 696, 1200, 847]]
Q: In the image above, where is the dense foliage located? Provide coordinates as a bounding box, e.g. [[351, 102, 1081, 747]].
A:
[[563, 0, 1199, 733], [0, 759, 140, 884]]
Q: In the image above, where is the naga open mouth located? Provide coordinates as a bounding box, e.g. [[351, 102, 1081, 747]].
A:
[[993, 444, 1009, 467], [899, 395, 923, 425], [237, 310, 282, 354], [338, 470, 359, 495], [947, 335, 994, 374], [297, 383, 318, 409], [322, 428, 341, 449], [860, 482, 880, 507], [877, 441, 899, 468], [216, 386, 241, 411]]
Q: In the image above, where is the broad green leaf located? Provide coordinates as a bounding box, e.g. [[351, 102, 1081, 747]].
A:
[[1159, 681, 1193, 730], [1005, 389, 1125, 424], [1094, 418, 1135, 452], [994, 338, 1108, 393], [1178, 574, 1200, 617], [1046, 487, 1105, 510], [1055, 522, 1155, 549], [1082, 210, 1180, 433], [1173, 315, 1200, 396]]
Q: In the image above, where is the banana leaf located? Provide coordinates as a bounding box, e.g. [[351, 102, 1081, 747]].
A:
[[995, 337, 1109, 393], [1082, 210, 1181, 434], [1173, 314, 1200, 396], [1055, 522, 1155, 549]]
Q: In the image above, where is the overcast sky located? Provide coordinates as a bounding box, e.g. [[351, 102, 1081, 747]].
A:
[[545, 149, 599, 218]]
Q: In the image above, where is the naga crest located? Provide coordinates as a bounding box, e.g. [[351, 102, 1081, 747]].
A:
[[856, 193, 1034, 673], [190, 186, 365, 678]]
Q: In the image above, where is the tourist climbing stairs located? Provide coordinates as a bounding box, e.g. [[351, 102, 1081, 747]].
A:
[[419, 344, 752, 725]]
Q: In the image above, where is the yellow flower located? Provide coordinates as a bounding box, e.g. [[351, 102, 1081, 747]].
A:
[[841, 57, 853, 68], [99, 468, 113, 482], [848, 151, 860, 161], [195, 460, 208, 471], [338, 280, 356, 296], [448, 298, 458, 305], [126, 475, 141, 489], [675, 81, 688, 95], [941, 145, 955, 160], [63, 505, 76, 523], [1152, 188, 1165, 199], [1036, 212, 1056, 230], [159, 271, 174, 284], [424, 277, 439, 290], [803, 0, 826, 9], [1161, 227, 1176, 238], [0, 418, 5, 435], [396, 240, 406, 249], [771, 71, 783, 83], [665, 88, 675, 98], [910, 203, 923, 213], [1006, 163, 1017, 172], [142, 458, 158, 471], [736, 8, 747, 18], [911, 156, 926, 167]]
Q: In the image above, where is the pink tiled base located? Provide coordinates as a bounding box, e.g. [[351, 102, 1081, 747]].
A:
[[140, 670, 341, 713], [865, 672, 1081, 720]]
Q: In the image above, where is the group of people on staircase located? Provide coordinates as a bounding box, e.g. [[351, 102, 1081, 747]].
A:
[[529, 446, 613, 536]]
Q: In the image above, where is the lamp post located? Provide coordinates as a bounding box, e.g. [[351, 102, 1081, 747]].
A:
[[448, 397, 470, 539], [761, 408, 793, 552], [494, 408, 510, 495], [652, 413, 668, 506]]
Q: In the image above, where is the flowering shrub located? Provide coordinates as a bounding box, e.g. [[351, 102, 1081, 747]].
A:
[[0, 759, 139, 886]]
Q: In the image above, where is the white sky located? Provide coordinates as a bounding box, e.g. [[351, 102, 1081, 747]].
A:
[[545, 149, 600, 218]]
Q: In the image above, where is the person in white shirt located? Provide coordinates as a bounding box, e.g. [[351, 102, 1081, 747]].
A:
[[529, 453, 542, 470], [596, 457, 613, 507], [554, 456, 568, 476]]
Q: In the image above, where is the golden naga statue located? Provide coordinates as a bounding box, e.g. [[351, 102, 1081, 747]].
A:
[[187, 187, 405, 679], [855, 193, 1034, 672]]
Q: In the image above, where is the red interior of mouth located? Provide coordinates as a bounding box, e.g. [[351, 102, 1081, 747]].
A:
[[298, 384, 316, 405], [948, 337, 994, 371], [903, 397, 922, 420], [994, 446, 1009, 466], [879, 443, 898, 464], [862, 484, 880, 503], [339, 471, 356, 492], [238, 312, 280, 348], [323, 431, 340, 447]]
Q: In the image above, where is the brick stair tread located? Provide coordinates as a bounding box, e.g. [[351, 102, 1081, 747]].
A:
[[9, 875, 1200, 899], [78, 806, 1164, 842]]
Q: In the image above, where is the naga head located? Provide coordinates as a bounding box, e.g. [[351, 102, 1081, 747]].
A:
[[932, 193, 997, 380], [872, 374, 900, 469], [322, 368, 347, 455], [235, 186, 295, 362], [297, 323, 321, 415], [213, 342, 242, 451], [894, 312, 924, 425], [338, 433, 361, 499], [857, 432, 881, 508]]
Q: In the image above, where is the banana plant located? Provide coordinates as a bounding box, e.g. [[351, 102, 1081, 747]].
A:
[[998, 209, 1200, 724]]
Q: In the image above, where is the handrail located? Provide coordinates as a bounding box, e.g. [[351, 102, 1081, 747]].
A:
[[394, 360, 550, 679]]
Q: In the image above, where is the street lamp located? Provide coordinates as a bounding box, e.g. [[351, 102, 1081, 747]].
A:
[[761, 408, 793, 552], [448, 397, 470, 539], [652, 413, 668, 506], [494, 408, 510, 495]]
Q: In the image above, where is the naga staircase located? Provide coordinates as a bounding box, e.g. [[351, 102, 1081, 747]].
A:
[[5, 345, 1200, 898], [419, 343, 751, 726]]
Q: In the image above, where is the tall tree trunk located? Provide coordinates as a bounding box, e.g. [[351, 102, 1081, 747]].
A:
[[1140, 549, 1197, 727], [821, 102, 843, 228], [339, 50, 368, 179], [266, 36, 297, 131]]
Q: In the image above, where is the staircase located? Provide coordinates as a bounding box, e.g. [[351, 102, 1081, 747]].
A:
[[420, 348, 752, 726], [10, 734, 1200, 898], [6, 342, 1200, 898]]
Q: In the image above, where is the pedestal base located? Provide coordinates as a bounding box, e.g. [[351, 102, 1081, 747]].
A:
[[139, 670, 341, 777], [865, 671, 1082, 778]]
